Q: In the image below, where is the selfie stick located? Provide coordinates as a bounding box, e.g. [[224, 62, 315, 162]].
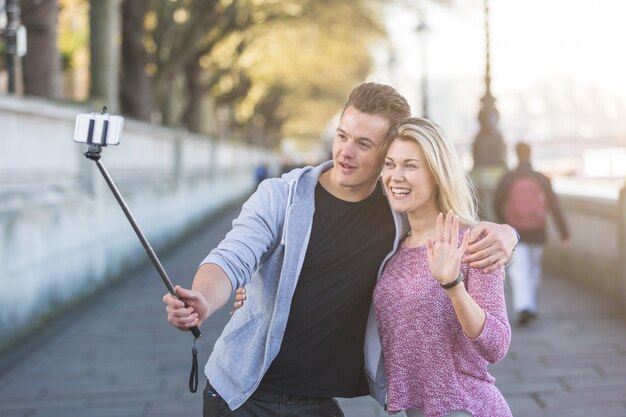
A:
[[81, 116, 201, 340]]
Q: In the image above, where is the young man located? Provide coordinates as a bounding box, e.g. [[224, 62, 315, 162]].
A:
[[493, 141, 570, 326], [164, 83, 518, 417]]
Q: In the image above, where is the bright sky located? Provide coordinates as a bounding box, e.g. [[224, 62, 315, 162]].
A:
[[489, 0, 626, 98], [383, 0, 626, 100], [376, 0, 626, 146]]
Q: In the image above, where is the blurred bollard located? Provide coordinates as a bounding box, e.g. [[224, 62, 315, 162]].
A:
[[470, 165, 506, 221], [619, 184, 626, 311]]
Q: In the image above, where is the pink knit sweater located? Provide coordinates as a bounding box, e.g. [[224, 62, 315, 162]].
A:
[[373, 231, 512, 417]]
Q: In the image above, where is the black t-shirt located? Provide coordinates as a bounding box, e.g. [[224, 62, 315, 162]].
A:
[[257, 181, 395, 398]]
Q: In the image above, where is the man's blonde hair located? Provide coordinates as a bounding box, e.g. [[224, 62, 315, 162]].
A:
[[395, 117, 479, 226]]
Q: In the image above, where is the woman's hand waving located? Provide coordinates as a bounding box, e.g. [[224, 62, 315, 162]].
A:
[[426, 211, 469, 286]]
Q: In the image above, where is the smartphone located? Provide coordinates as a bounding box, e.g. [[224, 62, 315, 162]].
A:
[[74, 113, 124, 146]]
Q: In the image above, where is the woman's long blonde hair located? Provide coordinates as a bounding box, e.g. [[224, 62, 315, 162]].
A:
[[394, 117, 479, 226]]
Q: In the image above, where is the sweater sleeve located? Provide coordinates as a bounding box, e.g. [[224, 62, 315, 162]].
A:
[[201, 179, 284, 291], [464, 264, 511, 364]]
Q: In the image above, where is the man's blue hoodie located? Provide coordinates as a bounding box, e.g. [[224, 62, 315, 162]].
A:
[[202, 161, 407, 409]]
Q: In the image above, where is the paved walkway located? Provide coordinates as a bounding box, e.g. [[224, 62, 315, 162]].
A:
[[1, 204, 626, 417]]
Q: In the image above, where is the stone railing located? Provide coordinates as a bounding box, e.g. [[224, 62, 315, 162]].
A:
[[474, 170, 626, 312], [0, 95, 274, 349], [542, 186, 626, 308]]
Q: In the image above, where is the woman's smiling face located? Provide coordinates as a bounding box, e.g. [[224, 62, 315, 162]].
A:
[[382, 138, 438, 215]]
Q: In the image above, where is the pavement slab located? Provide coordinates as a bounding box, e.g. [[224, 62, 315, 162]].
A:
[[2, 204, 626, 417]]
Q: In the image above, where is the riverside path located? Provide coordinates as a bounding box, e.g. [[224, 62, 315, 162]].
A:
[[1, 203, 626, 417]]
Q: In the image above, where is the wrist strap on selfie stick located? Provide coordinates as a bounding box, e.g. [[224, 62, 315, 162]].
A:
[[81, 112, 200, 393]]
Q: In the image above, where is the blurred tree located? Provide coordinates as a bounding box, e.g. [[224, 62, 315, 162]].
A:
[[139, 0, 387, 146], [8, 0, 450, 148], [148, 0, 241, 126], [226, 0, 385, 147], [89, 0, 121, 112], [20, 0, 62, 98], [52, 0, 392, 149], [58, 0, 89, 100], [120, 0, 151, 120]]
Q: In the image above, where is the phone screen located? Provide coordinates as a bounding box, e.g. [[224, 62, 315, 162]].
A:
[[74, 113, 124, 146]]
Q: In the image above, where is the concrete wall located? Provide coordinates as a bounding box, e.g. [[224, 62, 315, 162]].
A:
[[542, 189, 626, 307], [0, 96, 273, 349], [473, 169, 626, 312]]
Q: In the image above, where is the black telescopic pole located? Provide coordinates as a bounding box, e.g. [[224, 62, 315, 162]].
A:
[[85, 145, 201, 339]]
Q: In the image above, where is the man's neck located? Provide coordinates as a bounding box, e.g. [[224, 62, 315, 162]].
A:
[[318, 169, 378, 203], [405, 209, 439, 247]]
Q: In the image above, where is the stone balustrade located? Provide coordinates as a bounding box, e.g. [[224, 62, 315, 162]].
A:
[[0, 96, 274, 349], [543, 187, 626, 309]]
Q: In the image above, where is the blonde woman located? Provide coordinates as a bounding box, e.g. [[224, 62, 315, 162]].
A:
[[373, 117, 512, 417]]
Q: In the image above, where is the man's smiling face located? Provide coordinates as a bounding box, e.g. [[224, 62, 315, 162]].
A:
[[328, 105, 390, 200]]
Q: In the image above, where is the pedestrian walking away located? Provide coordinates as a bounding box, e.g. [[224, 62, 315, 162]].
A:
[[493, 141, 571, 326]]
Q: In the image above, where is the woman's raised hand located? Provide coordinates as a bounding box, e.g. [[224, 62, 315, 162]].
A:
[[426, 211, 469, 286]]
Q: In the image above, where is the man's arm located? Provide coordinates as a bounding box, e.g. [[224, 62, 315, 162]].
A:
[[163, 176, 287, 329], [462, 222, 519, 273], [163, 263, 232, 331]]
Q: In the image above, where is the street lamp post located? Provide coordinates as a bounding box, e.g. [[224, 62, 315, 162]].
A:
[[470, 0, 507, 220], [416, 19, 430, 119], [2, 0, 20, 94], [472, 0, 506, 168]]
